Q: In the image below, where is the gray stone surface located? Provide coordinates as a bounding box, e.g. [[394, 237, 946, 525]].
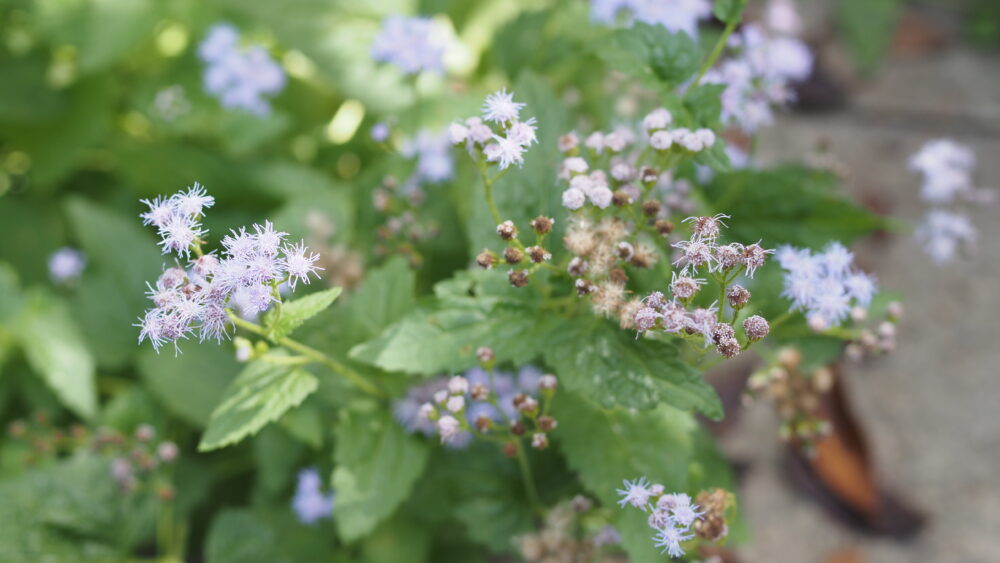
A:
[[724, 48, 1000, 563]]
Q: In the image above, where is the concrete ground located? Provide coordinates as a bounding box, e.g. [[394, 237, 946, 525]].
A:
[[724, 46, 1000, 562]]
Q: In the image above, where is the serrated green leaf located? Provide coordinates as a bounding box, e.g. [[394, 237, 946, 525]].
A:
[[266, 287, 343, 339], [16, 290, 97, 419], [544, 318, 723, 419], [34, 0, 159, 73], [694, 138, 733, 173], [345, 256, 416, 342], [349, 303, 562, 375], [205, 508, 346, 563], [553, 392, 696, 562], [595, 23, 700, 86], [713, 0, 746, 25], [199, 357, 319, 451], [684, 83, 726, 128], [707, 164, 884, 248], [332, 406, 429, 542]]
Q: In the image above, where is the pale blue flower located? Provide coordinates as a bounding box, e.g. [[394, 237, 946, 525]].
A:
[[292, 468, 334, 524], [371, 16, 447, 75]]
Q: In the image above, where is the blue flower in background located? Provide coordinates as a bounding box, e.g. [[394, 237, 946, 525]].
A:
[[292, 468, 334, 524], [198, 23, 286, 116]]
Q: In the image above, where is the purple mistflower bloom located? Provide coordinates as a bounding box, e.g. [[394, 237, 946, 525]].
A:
[[292, 468, 334, 524], [48, 247, 86, 284], [371, 16, 447, 75]]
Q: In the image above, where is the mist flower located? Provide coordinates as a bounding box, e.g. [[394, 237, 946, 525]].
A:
[[372, 16, 447, 75], [292, 468, 334, 524], [48, 247, 86, 284], [198, 23, 286, 115], [777, 242, 878, 328]]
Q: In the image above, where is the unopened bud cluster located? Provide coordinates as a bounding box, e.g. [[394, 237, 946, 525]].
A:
[[476, 215, 555, 289], [616, 477, 729, 558], [394, 362, 557, 453], [9, 415, 179, 499], [844, 301, 904, 361], [635, 215, 773, 358], [744, 347, 835, 452]]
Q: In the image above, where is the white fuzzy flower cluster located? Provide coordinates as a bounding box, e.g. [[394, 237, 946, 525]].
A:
[[776, 242, 877, 330], [557, 108, 714, 212], [48, 247, 86, 285], [703, 24, 812, 133], [591, 0, 710, 38], [137, 185, 322, 352], [371, 16, 448, 75], [908, 139, 993, 263], [198, 24, 286, 116], [291, 468, 334, 524], [449, 89, 537, 170], [616, 477, 701, 558]]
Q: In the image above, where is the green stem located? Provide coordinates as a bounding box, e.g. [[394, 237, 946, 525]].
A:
[[686, 2, 745, 93], [514, 439, 542, 511], [478, 157, 503, 226], [227, 313, 385, 398]]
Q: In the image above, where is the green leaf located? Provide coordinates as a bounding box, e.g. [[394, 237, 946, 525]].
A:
[[137, 341, 238, 427], [16, 290, 97, 419], [713, 0, 746, 25], [199, 356, 319, 451], [683, 83, 726, 128], [0, 452, 145, 560], [34, 0, 159, 73], [205, 508, 345, 563], [344, 256, 416, 342], [361, 512, 431, 563], [65, 196, 162, 368], [553, 392, 696, 563], [595, 23, 700, 86], [706, 164, 884, 248], [265, 287, 343, 339], [332, 405, 429, 542], [544, 318, 723, 419], [349, 302, 562, 376]]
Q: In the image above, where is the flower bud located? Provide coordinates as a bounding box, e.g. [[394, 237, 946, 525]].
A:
[[508, 269, 529, 287], [530, 216, 554, 235], [503, 442, 518, 457], [537, 416, 557, 432], [712, 324, 736, 345], [531, 433, 549, 450], [476, 249, 498, 270], [616, 241, 634, 261], [612, 190, 632, 206], [575, 278, 594, 296], [726, 285, 751, 309], [157, 441, 179, 463], [475, 415, 493, 432], [510, 420, 525, 436], [609, 268, 628, 285], [743, 315, 770, 342], [716, 338, 741, 358], [571, 495, 592, 512], [497, 220, 517, 241], [654, 219, 674, 236], [538, 374, 558, 390], [640, 167, 659, 185], [134, 424, 155, 442], [476, 346, 495, 365], [526, 246, 551, 263], [504, 247, 524, 264], [641, 200, 661, 217], [433, 390, 448, 405], [470, 383, 489, 401], [567, 257, 588, 277], [448, 376, 469, 395], [419, 402, 437, 420]]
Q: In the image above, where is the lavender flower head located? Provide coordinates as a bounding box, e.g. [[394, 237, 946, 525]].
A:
[[48, 247, 86, 284], [616, 476, 703, 558], [198, 23, 286, 116], [292, 468, 334, 524], [136, 184, 323, 353], [777, 242, 877, 329], [371, 16, 448, 75], [449, 89, 537, 171]]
